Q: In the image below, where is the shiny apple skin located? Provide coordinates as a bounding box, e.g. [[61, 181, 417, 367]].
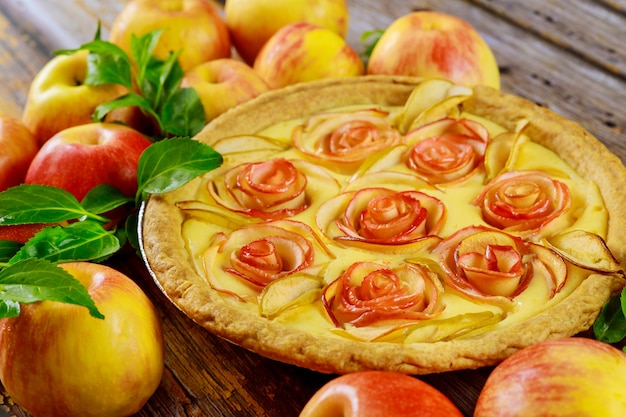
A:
[[0, 262, 165, 417], [225, 0, 348, 65], [0, 113, 39, 191], [24, 122, 152, 201], [180, 58, 269, 122], [110, 0, 231, 72], [299, 371, 463, 417], [21, 50, 129, 146], [367, 11, 501, 89], [474, 337, 626, 417], [253, 22, 364, 90]]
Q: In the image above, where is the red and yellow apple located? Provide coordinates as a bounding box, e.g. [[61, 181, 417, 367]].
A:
[[299, 371, 463, 417], [225, 0, 349, 65], [367, 11, 501, 89], [180, 58, 269, 122], [253, 22, 364, 90], [21, 50, 129, 146], [474, 337, 626, 416], [0, 262, 164, 417], [25, 122, 152, 201], [0, 113, 39, 191], [109, 0, 231, 72]]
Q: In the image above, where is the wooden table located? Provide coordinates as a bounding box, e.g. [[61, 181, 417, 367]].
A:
[[0, 1, 624, 416]]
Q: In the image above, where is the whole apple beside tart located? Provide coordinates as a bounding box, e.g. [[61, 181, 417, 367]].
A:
[[140, 75, 626, 374]]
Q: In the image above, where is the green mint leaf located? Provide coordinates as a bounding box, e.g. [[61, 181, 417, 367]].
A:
[[136, 138, 223, 198], [0, 300, 20, 318], [81, 184, 134, 215], [593, 289, 626, 344], [0, 184, 107, 225], [85, 45, 133, 89], [360, 29, 385, 66], [55, 40, 133, 90], [141, 53, 184, 114], [125, 211, 140, 252], [0, 241, 23, 263], [0, 259, 104, 319], [92, 93, 160, 127], [130, 30, 164, 88], [8, 221, 120, 265], [161, 87, 207, 137]]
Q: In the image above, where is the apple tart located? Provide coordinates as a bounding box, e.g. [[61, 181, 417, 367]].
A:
[[140, 76, 626, 374]]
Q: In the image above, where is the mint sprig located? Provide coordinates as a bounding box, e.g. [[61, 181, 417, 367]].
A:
[[56, 25, 206, 140], [0, 24, 222, 319], [0, 125, 222, 320]]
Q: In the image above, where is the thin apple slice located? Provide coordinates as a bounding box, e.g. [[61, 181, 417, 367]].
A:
[[483, 119, 529, 182], [527, 242, 568, 297], [176, 199, 257, 229], [543, 230, 623, 274], [398, 79, 472, 133], [259, 273, 323, 318], [212, 134, 289, 164]]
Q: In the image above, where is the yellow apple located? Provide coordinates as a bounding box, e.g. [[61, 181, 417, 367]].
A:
[[109, 0, 231, 72], [21, 50, 128, 146], [474, 337, 626, 416], [367, 11, 501, 89], [180, 58, 269, 122], [225, 0, 349, 65], [0, 262, 165, 417], [253, 22, 364, 90], [0, 113, 39, 191]]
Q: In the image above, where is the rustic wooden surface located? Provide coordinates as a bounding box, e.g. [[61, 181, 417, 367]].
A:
[[0, 0, 624, 416]]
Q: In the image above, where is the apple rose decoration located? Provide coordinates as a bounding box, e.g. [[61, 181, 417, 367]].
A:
[[202, 220, 334, 299], [316, 187, 445, 252], [404, 118, 490, 184], [322, 261, 445, 328], [474, 170, 572, 237], [433, 225, 567, 306], [293, 108, 403, 169], [208, 158, 339, 220]]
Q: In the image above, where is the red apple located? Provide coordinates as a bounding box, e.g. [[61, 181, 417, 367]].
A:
[[253, 22, 364, 90], [0, 223, 53, 244], [299, 371, 463, 417], [109, 0, 231, 72], [180, 58, 269, 122], [367, 11, 501, 89], [0, 113, 39, 191], [225, 0, 348, 65], [474, 337, 626, 416], [25, 122, 152, 201], [21, 50, 129, 146], [0, 262, 164, 417]]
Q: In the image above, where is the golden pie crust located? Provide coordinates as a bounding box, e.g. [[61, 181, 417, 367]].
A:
[[140, 75, 626, 374]]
